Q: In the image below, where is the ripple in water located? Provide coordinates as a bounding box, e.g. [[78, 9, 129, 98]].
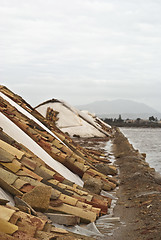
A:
[[120, 127, 161, 174]]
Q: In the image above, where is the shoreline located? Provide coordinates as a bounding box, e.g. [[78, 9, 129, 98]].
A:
[[74, 128, 161, 239], [108, 128, 161, 239], [103, 123, 161, 128]]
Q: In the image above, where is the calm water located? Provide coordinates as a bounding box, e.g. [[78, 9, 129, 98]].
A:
[[120, 127, 161, 174]]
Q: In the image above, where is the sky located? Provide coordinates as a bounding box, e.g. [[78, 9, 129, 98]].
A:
[[1, 0, 161, 112]]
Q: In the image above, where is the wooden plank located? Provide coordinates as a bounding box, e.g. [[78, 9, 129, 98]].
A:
[[20, 156, 36, 171], [59, 193, 78, 206], [0, 177, 23, 196], [0, 206, 15, 221], [13, 178, 29, 190], [49, 203, 97, 223], [0, 140, 24, 160], [1, 159, 22, 173], [0, 167, 18, 185], [0, 148, 14, 163], [45, 213, 80, 226], [0, 218, 18, 235]]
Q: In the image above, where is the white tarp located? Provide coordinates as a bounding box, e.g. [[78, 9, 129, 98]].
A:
[[0, 113, 83, 186], [37, 102, 106, 138], [0, 92, 67, 147]]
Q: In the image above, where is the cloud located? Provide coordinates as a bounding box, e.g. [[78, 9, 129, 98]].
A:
[[1, 0, 161, 112]]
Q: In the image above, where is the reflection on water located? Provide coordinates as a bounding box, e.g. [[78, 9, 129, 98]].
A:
[[120, 127, 161, 174]]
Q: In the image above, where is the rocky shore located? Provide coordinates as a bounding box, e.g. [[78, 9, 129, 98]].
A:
[[107, 128, 161, 239], [76, 128, 161, 239]]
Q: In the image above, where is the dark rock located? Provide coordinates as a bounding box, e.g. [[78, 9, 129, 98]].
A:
[[95, 163, 118, 176], [22, 185, 52, 212], [45, 213, 80, 226], [153, 172, 161, 185], [83, 178, 103, 195]]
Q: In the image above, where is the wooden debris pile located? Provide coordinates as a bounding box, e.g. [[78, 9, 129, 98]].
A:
[[0, 90, 117, 192], [0, 85, 118, 239]]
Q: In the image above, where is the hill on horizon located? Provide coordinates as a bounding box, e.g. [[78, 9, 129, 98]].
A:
[[76, 99, 161, 120]]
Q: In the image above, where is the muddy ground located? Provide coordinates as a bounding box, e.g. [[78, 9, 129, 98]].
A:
[[74, 127, 161, 240]]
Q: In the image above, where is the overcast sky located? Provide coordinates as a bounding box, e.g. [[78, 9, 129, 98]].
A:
[[1, 0, 161, 112]]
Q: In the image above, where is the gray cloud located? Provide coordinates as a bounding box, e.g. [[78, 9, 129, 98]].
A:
[[1, 0, 161, 112]]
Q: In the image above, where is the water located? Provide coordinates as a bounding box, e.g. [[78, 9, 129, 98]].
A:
[[120, 127, 161, 174], [93, 128, 161, 238]]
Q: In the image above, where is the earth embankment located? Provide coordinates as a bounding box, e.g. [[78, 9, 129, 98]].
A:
[[109, 128, 161, 240]]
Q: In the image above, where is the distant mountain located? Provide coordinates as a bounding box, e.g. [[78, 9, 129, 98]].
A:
[[76, 99, 161, 120]]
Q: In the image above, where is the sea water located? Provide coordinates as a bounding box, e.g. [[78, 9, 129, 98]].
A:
[[120, 127, 161, 174]]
